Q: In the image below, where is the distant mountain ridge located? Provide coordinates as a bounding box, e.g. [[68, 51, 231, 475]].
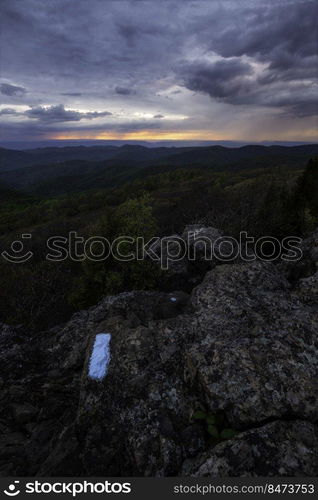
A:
[[1, 139, 314, 150], [1, 144, 317, 196]]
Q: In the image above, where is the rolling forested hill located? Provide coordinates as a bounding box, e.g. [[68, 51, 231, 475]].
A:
[[0, 144, 317, 332], [1, 144, 318, 195]]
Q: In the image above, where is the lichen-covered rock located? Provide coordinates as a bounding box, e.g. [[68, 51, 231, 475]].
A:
[[186, 262, 318, 426]]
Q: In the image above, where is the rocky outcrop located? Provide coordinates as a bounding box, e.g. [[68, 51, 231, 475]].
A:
[[148, 225, 234, 291], [0, 227, 317, 477]]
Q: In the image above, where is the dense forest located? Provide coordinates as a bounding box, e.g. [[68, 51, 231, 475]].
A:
[[0, 145, 317, 331]]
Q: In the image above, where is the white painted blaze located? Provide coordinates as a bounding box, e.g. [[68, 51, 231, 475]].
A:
[[88, 333, 111, 380]]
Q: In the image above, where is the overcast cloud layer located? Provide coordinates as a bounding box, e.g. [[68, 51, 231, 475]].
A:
[[0, 0, 317, 141]]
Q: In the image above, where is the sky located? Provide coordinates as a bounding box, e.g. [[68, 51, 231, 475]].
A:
[[0, 0, 317, 142]]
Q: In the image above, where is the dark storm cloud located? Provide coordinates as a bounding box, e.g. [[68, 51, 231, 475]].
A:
[[198, 1, 316, 63], [182, 0, 318, 116], [25, 105, 112, 122], [61, 93, 83, 97], [178, 52, 317, 117], [117, 18, 168, 48], [0, 0, 177, 84], [262, 91, 318, 118], [0, 105, 112, 123], [153, 114, 164, 119], [83, 110, 113, 119], [117, 23, 139, 48], [179, 59, 253, 99], [0, 83, 27, 96], [179, 56, 317, 117], [0, 107, 18, 115], [115, 86, 135, 96]]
